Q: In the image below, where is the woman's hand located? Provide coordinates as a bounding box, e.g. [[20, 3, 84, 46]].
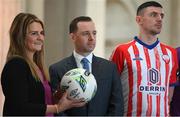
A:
[[56, 92, 86, 113]]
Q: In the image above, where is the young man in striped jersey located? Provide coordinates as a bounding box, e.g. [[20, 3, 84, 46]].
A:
[[110, 1, 178, 116]]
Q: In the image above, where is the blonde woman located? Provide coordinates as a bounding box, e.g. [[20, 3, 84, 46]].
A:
[[1, 13, 85, 116]]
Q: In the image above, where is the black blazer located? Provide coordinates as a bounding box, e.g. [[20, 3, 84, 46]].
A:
[[1, 57, 47, 116], [49, 54, 124, 116]]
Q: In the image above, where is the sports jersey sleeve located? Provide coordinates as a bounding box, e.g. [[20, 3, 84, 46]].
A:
[[110, 46, 125, 74]]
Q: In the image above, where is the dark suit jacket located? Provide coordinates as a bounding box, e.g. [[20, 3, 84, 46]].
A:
[[49, 54, 124, 116], [1, 57, 47, 116]]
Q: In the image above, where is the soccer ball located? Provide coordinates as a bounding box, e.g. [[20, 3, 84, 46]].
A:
[[60, 68, 97, 102]]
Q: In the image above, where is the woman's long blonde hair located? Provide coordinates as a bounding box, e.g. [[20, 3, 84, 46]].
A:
[[7, 12, 50, 81]]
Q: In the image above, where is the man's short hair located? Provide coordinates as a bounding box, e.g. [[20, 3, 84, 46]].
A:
[[137, 1, 163, 16], [69, 16, 92, 33]]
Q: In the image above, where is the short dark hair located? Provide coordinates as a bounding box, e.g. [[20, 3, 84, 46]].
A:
[[69, 16, 92, 33], [137, 1, 163, 16]]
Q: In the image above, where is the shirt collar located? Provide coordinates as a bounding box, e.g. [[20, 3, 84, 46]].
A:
[[134, 36, 159, 49], [73, 50, 93, 64]]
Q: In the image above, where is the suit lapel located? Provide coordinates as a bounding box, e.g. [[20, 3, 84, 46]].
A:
[[88, 55, 102, 114], [66, 54, 78, 69], [92, 55, 101, 79]]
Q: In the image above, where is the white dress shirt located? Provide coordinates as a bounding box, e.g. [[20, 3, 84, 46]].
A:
[[73, 50, 93, 72]]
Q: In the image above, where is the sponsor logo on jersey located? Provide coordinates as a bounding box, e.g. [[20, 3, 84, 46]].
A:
[[139, 68, 166, 95], [133, 54, 143, 61]]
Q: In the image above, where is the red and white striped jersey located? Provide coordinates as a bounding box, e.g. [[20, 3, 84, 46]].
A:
[[110, 37, 178, 116]]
